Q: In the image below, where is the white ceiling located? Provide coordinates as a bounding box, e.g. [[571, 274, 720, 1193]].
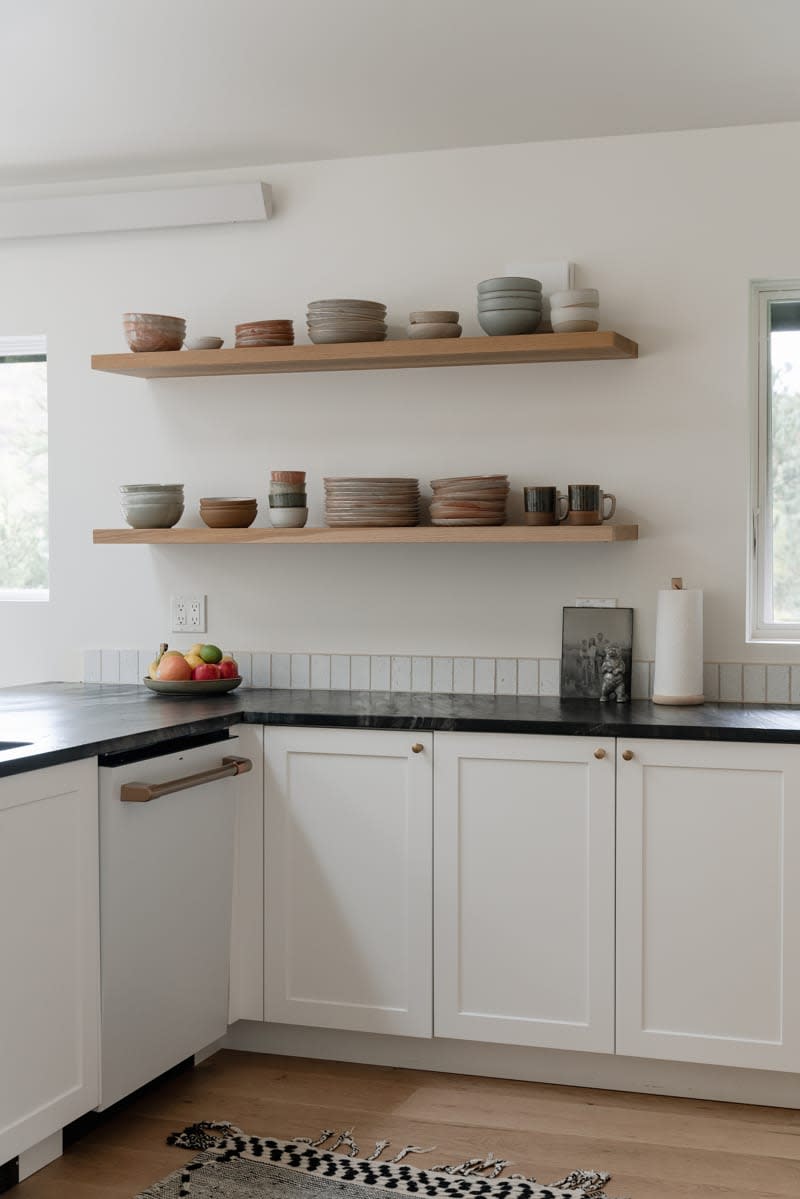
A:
[[5, 0, 800, 185]]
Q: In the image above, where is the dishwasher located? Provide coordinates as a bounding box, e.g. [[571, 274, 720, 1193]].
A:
[[97, 729, 251, 1109]]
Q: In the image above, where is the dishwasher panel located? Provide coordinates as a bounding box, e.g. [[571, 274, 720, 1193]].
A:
[[98, 734, 245, 1108]]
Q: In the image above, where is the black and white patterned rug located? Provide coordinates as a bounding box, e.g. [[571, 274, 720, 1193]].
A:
[[136, 1125, 621, 1199]]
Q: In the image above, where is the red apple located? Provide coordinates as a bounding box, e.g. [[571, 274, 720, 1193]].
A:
[[218, 658, 238, 679], [193, 663, 221, 681]]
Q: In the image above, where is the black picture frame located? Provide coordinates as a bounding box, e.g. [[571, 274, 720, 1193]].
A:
[[560, 606, 634, 701]]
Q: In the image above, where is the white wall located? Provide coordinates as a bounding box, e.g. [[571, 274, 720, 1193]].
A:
[[1, 121, 798, 687]]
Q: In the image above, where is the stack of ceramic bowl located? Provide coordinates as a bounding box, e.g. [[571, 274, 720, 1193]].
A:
[[550, 289, 600, 332], [235, 320, 294, 347], [199, 497, 258, 528], [123, 313, 185, 352], [306, 299, 387, 344], [324, 477, 420, 527], [476, 277, 542, 336], [429, 475, 509, 525], [269, 470, 307, 527], [185, 335, 224, 350], [407, 310, 462, 339], [120, 483, 184, 529]]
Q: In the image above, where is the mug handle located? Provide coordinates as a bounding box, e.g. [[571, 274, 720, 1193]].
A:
[[601, 493, 617, 520], [556, 493, 569, 521]]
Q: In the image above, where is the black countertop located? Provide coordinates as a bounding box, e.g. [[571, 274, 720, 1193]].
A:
[[3, 682, 800, 779]]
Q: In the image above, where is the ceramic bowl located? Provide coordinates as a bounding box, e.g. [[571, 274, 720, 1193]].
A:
[[120, 483, 184, 493], [122, 501, 184, 529], [124, 327, 184, 352], [269, 507, 308, 528], [550, 289, 599, 308], [477, 277, 542, 294], [477, 309, 542, 335], [123, 312, 185, 327], [550, 316, 600, 333], [185, 336, 224, 350], [409, 310, 459, 324], [268, 480, 308, 494], [478, 296, 542, 312], [271, 470, 306, 484], [308, 329, 387, 344], [199, 503, 257, 528], [407, 323, 462, 339], [268, 492, 307, 507]]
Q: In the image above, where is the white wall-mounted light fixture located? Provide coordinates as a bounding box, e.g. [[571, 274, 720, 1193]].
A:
[[0, 181, 272, 240]]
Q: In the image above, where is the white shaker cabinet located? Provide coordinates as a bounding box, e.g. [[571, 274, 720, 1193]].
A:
[[616, 738, 800, 1071], [434, 732, 616, 1052], [0, 759, 100, 1165], [264, 727, 433, 1036]]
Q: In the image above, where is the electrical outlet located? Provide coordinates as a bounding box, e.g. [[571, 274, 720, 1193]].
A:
[[576, 597, 618, 608], [170, 594, 207, 633]]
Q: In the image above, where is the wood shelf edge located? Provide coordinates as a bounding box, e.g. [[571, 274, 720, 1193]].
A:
[[93, 524, 639, 546]]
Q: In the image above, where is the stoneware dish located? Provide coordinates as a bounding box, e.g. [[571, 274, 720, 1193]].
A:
[[407, 323, 463, 339], [143, 676, 242, 696], [477, 277, 542, 293], [409, 310, 459, 324], [199, 498, 258, 529], [185, 336, 224, 350], [269, 507, 308, 528], [271, 470, 306, 484], [122, 499, 184, 529], [551, 289, 599, 308], [268, 492, 307, 508], [477, 296, 542, 312], [478, 309, 542, 335], [123, 313, 185, 353]]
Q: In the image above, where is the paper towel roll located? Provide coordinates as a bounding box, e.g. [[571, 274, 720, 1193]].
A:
[[652, 587, 704, 705]]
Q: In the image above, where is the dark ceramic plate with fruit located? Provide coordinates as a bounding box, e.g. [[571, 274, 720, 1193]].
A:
[[142, 677, 242, 696]]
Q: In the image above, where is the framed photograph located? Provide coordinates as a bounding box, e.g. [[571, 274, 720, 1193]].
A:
[[560, 607, 634, 701]]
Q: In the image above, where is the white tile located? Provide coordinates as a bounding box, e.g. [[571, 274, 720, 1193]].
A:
[[350, 655, 370, 690], [391, 655, 412, 692], [767, 663, 790, 704], [252, 651, 270, 689], [453, 657, 474, 694], [495, 658, 517, 695], [631, 660, 650, 700], [411, 656, 432, 692], [742, 663, 766, 704], [792, 666, 800, 705], [719, 663, 743, 702], [290, 653, 310, 689], [83, 649, 101, 683], [271, 653, 291, 689], [232, 651, 252, 687], [539, 659, 560, 696], [474, 658, 495, 694], [101, 649, 119, 683], [119, 649, 139, 684], [331, 654, 350, 690], [370, 655, 390, 690], [311, 654, 331, 690], [702, 662, 719, 702], [517, 659, 539, 696], [432, 656, 454, 693]]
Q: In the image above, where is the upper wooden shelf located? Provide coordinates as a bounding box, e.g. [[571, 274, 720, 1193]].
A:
[[93, 524, 639, 546], [90, 330, 638, 379]]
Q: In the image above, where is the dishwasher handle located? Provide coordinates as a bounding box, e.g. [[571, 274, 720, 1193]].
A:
[[120, 755, 252, 803]]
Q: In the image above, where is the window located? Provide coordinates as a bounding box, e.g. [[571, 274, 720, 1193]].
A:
[[0, 335, 47, 601]]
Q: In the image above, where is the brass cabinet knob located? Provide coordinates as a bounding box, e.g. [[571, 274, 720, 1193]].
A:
[[412, 743, 424, 754], [622, 749, 635, 761], [593, 748, 606, 760]]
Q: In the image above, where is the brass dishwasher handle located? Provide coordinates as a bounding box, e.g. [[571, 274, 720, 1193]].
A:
[[120, 755, 252, 803]]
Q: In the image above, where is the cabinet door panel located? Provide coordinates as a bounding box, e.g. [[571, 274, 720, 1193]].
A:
[[0, 760, 99, 1163], [617, 738, 800, 1070], [435, 732, 615, 1051], [265, 728, 432, 1036]]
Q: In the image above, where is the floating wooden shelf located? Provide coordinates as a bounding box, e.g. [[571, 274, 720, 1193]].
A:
[[93, 524, 639, 546], [90, 331, 638, 379]]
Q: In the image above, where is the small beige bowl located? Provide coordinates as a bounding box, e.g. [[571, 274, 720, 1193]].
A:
[[409, 310, 459, 324], [269, 507, 308, 528], [407, 323, 462, 339]]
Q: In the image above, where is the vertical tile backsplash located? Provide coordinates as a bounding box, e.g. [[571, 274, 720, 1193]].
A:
[[83, 648, 800, 704]]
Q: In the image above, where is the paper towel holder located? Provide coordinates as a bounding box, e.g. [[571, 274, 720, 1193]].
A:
[[671, 577, 683, 590]]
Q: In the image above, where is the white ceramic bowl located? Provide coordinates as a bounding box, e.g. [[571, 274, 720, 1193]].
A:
[[185, 336, 224, 350], [551, 305, 601, 326], [269, 507, 308, 528], [477, 309, 542, 335], [550, 289, 599, 308]]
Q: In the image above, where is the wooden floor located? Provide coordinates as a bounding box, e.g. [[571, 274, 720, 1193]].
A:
[[14, 1050, 800, 1198]]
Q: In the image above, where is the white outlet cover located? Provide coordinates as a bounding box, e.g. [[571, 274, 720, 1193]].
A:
[[576, 597, 618, 608], [170, 593, 207, 633]]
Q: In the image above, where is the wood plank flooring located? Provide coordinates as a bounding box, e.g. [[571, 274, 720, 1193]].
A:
[[14, 1051, 800, 1199]]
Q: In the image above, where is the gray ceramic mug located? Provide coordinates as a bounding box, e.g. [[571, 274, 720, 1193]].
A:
[[523, 485, 569, 526], [565, 484, 616, 525]]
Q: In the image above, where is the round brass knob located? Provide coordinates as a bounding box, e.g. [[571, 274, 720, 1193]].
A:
[[622, 749, 634, 761], [412, 743, 424, 754], [594, 748, 606, 760]]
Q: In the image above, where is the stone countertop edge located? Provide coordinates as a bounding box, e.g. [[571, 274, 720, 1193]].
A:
[[2, 682, 800, 779]]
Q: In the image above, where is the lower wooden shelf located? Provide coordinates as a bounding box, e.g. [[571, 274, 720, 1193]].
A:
[[93, 524, 639, 545]]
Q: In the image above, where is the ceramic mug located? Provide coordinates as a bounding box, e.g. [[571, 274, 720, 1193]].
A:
[[564, 484, 616, 525], [523, 485, 569, 526]]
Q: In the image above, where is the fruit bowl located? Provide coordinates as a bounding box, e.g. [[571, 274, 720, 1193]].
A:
[[143, 676, 242, 696]]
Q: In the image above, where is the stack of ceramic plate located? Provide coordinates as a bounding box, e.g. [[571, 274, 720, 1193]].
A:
[[324, 477, 420, 527], [429, 475, 510, 525], [235, 320, 294, 347], [307, 299, 387, 344]]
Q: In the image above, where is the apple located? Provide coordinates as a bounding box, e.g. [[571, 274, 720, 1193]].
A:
[[218, 658, 238, 679], [193, 663, 220, 681]]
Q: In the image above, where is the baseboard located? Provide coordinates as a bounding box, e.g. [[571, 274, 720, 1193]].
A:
[[18, 1131, 62, 1182], [223, 1021, 800, 1109]]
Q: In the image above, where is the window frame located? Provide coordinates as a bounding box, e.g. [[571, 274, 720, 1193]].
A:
[[748, 280, 800, 642], [0, 334, 48, 603]]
